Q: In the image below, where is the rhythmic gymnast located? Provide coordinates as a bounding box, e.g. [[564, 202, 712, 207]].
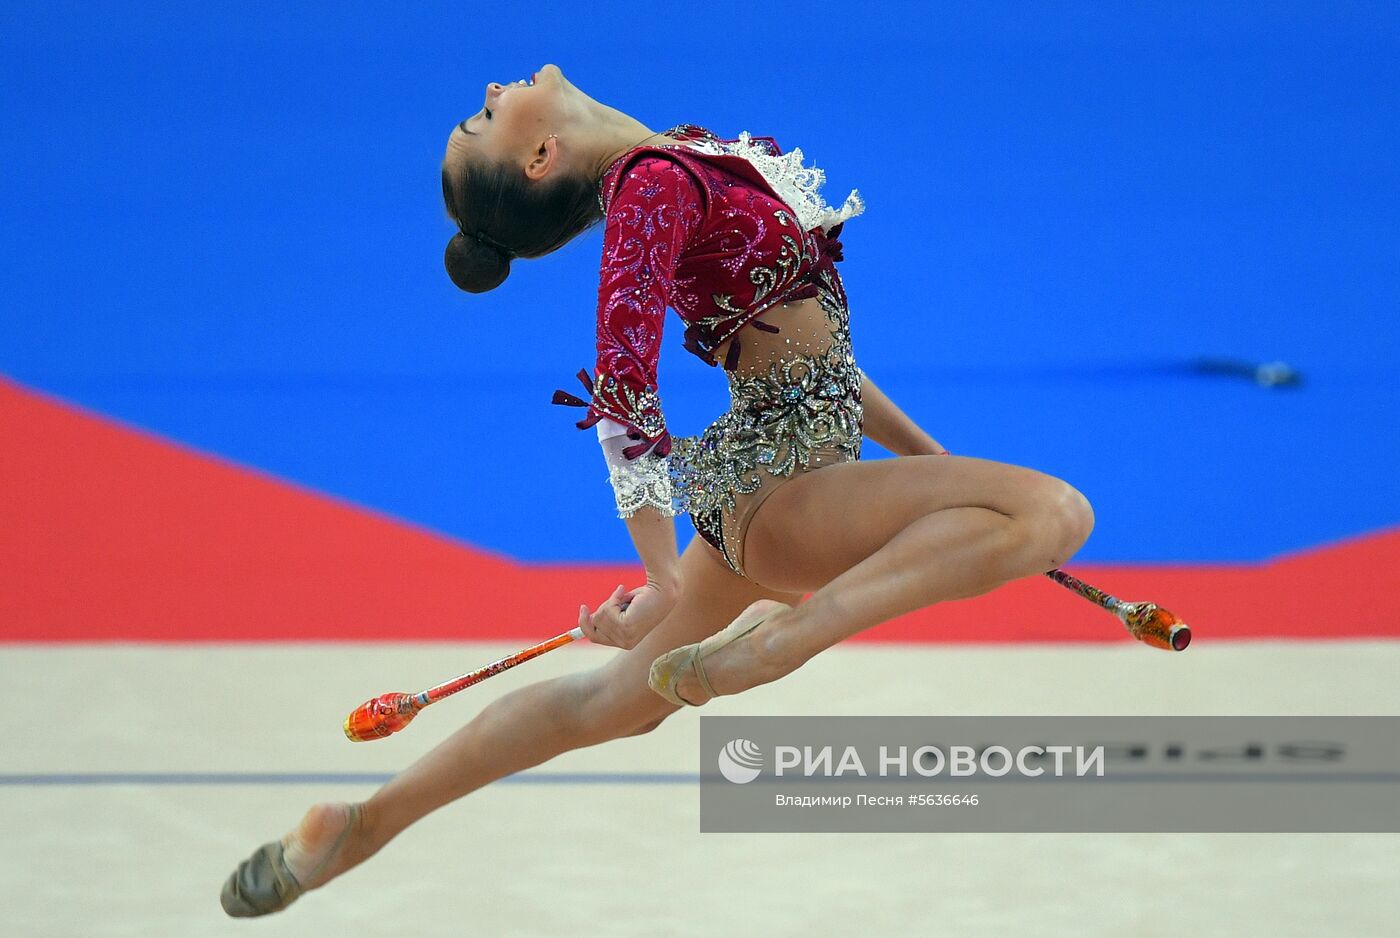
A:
[[221, 62, 1097, 916]]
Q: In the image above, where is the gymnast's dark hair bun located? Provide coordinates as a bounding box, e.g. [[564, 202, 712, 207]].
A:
[[440, 149, 604, 295], [444, 231, 511, 294]]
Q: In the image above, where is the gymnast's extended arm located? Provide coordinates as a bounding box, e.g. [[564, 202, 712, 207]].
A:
[[859, 371, 949, 457], [573, 156, 705, 648], [576, 433, 683, 650]]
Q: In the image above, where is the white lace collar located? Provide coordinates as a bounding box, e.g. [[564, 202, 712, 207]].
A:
[[681, 130, 865, 235]]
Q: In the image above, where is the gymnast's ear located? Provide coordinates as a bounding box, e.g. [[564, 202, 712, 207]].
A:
[[525, 133, 561, 183]]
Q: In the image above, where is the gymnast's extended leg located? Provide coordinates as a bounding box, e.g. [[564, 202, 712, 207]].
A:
[[222, 539, 799, 914]]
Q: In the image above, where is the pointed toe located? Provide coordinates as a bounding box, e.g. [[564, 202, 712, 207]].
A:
[[219, 840, 301, 918]]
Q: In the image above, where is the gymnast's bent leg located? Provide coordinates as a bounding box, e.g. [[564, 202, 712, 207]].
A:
[[652, 453, 1095, 706]]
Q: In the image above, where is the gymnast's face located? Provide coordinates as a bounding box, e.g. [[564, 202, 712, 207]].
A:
[[443, 63, 578, 182]]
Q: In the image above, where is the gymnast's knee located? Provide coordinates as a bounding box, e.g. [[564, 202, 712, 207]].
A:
[[1038, 479, 1095, 567]]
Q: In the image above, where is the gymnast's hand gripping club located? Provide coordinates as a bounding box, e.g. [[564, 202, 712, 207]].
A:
[[343, 627, 586, 742]]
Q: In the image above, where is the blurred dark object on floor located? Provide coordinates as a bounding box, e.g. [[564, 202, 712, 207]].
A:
[[1190, 358, 1304, 388]]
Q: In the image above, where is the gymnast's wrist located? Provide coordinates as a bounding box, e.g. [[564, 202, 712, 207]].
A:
[[645, 566, 683, 596]]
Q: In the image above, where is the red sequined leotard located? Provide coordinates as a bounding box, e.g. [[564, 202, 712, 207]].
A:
[[553, 124, 866, 572]]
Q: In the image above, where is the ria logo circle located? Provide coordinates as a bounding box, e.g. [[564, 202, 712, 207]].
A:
[[718, 738, 763, 784]]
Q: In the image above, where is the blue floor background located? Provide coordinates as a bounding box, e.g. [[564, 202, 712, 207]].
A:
[[2, 2, 1397, 562]]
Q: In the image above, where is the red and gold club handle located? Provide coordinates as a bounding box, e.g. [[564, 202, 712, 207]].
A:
[[343, 627, 587, 742], [1045, 569, 1191, 651]]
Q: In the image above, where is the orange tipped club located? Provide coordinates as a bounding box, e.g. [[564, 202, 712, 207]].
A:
[[343, 693, 423, 742]]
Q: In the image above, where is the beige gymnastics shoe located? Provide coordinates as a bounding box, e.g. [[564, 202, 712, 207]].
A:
[[648, 600, 791, 706], [220, 802, 360, 917]]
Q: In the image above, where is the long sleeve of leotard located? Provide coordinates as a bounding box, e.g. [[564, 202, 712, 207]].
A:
[[584, 155, 706, 517]]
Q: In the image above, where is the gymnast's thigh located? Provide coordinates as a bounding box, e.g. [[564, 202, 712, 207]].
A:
[[740, 453, 1073, 595], [728, 445, 845, 576]]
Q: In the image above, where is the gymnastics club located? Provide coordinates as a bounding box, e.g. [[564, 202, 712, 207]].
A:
[[343, 569, 1187, 740], [344, 627, 585, 742], [1045, 569, 1191, 651]]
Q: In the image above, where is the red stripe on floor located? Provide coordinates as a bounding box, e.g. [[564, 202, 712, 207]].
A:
[[3, 376, 1396, 643]]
